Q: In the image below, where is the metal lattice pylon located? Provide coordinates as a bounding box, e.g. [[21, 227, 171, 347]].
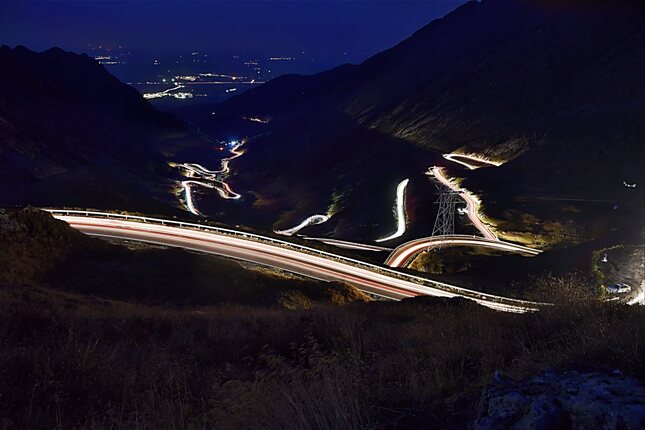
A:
[[431, 185, 459, 237]]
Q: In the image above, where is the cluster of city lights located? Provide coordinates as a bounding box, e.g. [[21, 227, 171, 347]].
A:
[[93, 55, 124, 65], [142, 85, 193, 100], [243, 116, 270, 124]]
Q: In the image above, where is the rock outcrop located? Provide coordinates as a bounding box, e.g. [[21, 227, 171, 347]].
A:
[[471, 369, 645, 430]]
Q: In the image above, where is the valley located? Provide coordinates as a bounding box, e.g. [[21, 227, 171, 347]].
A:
[[2, 1, 644, 427]]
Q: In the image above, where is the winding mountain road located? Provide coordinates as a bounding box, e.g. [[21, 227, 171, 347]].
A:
[[431, 166, 497, 240], [47, 210, 544, 313], [386, 235, 541, 268], [173, 141, 245, 214], [376, 178, 410, 243], [275, 214, 330, 236], [383, 156, 541, 268]]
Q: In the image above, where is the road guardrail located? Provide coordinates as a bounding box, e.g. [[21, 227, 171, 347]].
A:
[[44, 209, 548, 310]]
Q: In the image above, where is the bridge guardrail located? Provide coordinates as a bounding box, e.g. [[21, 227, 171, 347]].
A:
[[44, 209, 548, 309], [386, 234, 542, 267]]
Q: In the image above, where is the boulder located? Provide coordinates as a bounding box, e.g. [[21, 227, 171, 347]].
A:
[[471, 369, 645, 430]]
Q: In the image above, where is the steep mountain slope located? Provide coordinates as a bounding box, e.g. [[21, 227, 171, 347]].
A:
[[199, 0, 645, 244], [0, 46, 202, 213]]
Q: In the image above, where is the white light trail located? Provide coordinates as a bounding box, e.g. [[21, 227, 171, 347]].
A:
[[381, 160, 546, 268], [173, 141, 245, 214], [180, 181, 203, 216], [274, 214, 330, 236], [442, 153, 503, 170], [181, 181, 201, 216], [217, 182, 241, 200], [179, 178, 241, 215], [376, 179, 410, 243], [180, 180, 228, 216], [386, 235, 541, 268], [176, 141, 243, 177], [431, 167, 497, 240]]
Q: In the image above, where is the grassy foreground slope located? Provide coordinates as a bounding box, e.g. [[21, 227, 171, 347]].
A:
[[1, 284, 642, 429], [0, 209, 643, 429]]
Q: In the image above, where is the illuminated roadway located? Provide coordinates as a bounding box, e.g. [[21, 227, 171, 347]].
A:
[[376, 178, 410, 243], [46, 210, 544, 313], [431, 166, 497, 240], [386, 235, 541, 268], [180, 180, 214, 216], [275, 214, 330, 236], [384, 156, 541, 268], [173, 141, 246, 214], [442, 153, 503, 170]]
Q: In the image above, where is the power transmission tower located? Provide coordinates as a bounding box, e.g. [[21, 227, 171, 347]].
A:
[[432, 185, 459, 237]]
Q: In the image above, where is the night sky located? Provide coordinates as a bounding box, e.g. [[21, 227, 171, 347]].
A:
[[1, 1, 466, 69]]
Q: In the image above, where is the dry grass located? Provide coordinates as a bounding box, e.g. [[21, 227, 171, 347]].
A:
[[1, 209, 642, 428], [0, 281, 642, 429]]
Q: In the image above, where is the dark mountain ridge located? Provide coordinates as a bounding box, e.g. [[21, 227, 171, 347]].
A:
[[197, 0, 645, 243], [217, 0, 645, 159]]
